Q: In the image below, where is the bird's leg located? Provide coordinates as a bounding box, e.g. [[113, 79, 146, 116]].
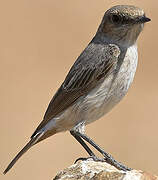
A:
[[70, 130, 95, 157], [70, 131, 104, 163], [71, 130, 132, 171]]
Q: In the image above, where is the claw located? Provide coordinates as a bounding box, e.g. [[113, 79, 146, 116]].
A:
[[74, 156, 105, 164]]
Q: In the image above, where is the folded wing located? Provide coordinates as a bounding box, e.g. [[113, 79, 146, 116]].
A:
[[31, 43, 120, 138]]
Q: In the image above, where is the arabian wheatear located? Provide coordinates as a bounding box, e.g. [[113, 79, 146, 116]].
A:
[[4, 5, 151, 174]]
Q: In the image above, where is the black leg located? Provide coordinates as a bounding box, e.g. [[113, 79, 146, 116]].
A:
[[70, 130, 95, 157], [70, 130, 107, 163], [72, 130, 132, 171]]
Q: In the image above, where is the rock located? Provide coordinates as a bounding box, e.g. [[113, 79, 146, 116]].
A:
[[53, 160, 158, 180]]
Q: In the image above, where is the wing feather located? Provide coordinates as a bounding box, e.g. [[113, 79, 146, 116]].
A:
[[31, 43, 120, 138]]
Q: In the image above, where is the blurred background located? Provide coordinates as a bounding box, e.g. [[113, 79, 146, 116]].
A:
[[1, 0, 157, 179]]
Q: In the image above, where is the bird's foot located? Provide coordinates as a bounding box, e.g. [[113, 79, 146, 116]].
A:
[[74, 156, 131, 171], [74, 156, 105, 164], [103, 156, 132, 171]]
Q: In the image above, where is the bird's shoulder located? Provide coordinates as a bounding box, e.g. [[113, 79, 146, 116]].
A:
[[63, 42, 121, 90]]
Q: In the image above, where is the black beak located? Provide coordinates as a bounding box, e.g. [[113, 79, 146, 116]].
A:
[[139, 16, 151, 23]]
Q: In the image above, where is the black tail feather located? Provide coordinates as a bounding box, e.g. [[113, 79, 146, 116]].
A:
[[3, 133, 42, 174]]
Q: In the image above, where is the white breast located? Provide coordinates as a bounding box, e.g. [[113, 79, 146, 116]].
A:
[[82, 44, 138, 124]]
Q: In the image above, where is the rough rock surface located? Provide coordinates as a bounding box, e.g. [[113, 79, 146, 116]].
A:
[[53, 160, 158, 180]]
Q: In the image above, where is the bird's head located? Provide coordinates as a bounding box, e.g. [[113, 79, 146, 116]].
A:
[[97, 5, 151, 47]]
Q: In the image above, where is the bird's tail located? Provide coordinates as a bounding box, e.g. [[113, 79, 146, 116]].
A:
[[3, 132, 43, 174]]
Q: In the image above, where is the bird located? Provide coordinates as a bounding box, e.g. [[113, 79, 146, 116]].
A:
[[4, 5, 151, 174]]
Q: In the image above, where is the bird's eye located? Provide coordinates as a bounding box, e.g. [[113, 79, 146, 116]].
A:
[[111, 14, 122, 24]]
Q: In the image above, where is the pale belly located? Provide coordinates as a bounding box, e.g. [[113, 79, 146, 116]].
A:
[[44, 45, 138, 132], [82, 44, 138, 125]]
